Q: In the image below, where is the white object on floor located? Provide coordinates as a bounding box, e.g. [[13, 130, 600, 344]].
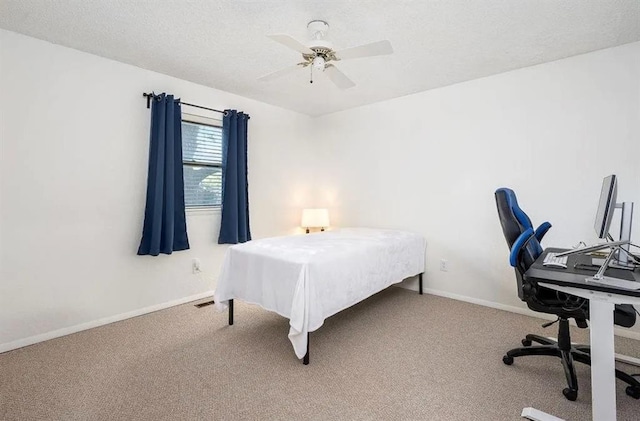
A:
[[521, 407, 565, 421]]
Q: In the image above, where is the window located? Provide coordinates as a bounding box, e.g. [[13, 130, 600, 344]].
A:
[[181, 116, 223, 208]]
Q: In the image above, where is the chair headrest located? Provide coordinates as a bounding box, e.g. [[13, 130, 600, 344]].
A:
[[495, 188, 533, 231]]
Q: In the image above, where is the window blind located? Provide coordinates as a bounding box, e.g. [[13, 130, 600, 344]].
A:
[[181, 120, 223, 207]]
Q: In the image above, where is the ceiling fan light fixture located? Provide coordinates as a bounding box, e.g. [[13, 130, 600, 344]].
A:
[[312, 56, 326, 71]]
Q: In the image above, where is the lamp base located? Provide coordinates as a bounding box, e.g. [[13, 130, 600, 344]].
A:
[[304, 227, 326, 234]]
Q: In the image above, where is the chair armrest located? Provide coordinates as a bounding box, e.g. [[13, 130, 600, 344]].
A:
[[534, 222, 552, 242], [510, 228, 534, 267]]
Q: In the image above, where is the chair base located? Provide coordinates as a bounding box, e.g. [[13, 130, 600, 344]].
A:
[[503, 327, 640, 401]]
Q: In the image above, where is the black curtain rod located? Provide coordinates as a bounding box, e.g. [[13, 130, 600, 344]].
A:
[[143, 92, 226, 115]]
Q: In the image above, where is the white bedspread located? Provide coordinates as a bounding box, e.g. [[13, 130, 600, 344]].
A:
[[213, 227, 426, 359]]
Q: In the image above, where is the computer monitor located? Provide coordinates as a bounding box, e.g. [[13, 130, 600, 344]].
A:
[[593, 174, 634, 267], [557, 174, 637, 279], [594, 174, 617, 240]]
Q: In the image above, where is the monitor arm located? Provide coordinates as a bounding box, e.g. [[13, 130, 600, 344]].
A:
[[593, 246, 624, 281], [617, 201, 634, 266]]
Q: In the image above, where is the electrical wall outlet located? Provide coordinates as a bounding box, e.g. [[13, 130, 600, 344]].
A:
[[192, 258, 202, 274], [439, 259, 448, 272]]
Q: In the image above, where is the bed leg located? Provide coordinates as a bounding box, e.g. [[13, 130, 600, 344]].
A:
[[419, 273, 423, 295], [303, 333, 310, 365], [228, 299, 234, 325]]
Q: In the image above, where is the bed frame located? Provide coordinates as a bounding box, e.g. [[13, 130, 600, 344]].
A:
[[226, 273, 423, 365]]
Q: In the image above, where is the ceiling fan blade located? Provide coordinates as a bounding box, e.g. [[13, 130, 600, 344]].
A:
[[334, 40, 393, 60], [267, 34, 314, 55], [325, 64, 356, 90], [257, 64, 302, 82]]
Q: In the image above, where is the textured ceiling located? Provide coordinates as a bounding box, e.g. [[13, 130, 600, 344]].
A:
[[1, 1, 639, 116]]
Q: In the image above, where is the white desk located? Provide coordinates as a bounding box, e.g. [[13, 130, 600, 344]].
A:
[[538, 282, 640, 421]]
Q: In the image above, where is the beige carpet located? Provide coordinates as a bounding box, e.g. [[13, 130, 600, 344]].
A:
[[1, 288, 639, 421]]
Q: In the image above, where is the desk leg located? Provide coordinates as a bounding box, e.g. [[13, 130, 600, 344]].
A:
[[419, 273, 423, 295], [228, 299, 234, 326], [589, 300, 616, 421]]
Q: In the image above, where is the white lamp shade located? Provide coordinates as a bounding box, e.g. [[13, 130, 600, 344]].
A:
[[301, 208, 330, 228]]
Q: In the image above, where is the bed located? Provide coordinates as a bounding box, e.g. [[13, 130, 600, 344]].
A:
[[213, 227, 426, 364]]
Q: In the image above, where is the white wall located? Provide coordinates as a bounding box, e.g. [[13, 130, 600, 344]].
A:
[[2, 29, 639, 350], [313, 42, 640, 334], [0, 29, 313, 350]]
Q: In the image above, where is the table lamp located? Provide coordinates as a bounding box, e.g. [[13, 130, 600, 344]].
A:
[[301, 208, 330, 234]]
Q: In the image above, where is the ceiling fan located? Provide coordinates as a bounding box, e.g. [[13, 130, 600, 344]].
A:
[[258, 20, 394, 90]]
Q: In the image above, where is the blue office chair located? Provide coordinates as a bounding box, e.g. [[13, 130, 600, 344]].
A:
[[495, 188, 551, 301], [495, 188, 640, 401]]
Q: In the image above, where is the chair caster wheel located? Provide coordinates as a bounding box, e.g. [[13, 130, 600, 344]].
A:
[[626, 386, 640, 399], [521, 339, 532, 347], [563, 388, 578, 401], [503, 355, 514, 365]]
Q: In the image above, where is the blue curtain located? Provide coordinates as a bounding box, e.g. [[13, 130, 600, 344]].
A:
[[218, 110, 251, 244], [137, 93, 190, 256]]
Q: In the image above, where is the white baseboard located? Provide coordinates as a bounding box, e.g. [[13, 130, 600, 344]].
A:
[[0, 290, 215, 354], [417, 286, 640, 341], [3, 284, 639, 355]]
